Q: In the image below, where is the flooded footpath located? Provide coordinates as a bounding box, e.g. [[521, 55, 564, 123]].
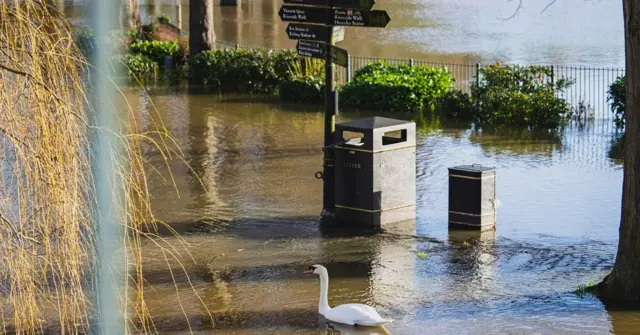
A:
[[125, 86, 639, 334]]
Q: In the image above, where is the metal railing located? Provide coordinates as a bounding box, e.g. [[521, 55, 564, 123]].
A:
[[214, 40, 625, 120]]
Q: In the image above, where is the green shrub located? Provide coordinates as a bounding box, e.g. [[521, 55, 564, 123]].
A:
[[158, 14, 171, 25], [124, 28, 142, 44], [471, 63, 573, 128], [436, 90, 474, 120], [608, 134, 625, 162], [113, 54, 158, 76], [129, 40, 180, 65], [189, 49, 299, 93], [279, 58, 325, 103], [340, 61, 455, 112], [279, 76, 324, 103], [141, 23, 158, 41], [608, 76, 625, 130]]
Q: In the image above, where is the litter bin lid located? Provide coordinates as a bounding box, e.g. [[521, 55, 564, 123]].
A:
[[336, 116, 412, 130], [448, 164, 496, 173]]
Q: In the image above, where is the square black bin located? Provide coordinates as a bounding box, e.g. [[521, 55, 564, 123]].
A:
[[333, 117, 416, 229], [448, 164, 496, 230]]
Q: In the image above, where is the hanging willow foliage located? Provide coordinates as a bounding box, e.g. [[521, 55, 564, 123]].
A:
[[0, 1, 210, 333]]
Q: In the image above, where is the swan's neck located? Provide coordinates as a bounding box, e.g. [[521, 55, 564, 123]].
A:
[[318, 272, 330, 314]]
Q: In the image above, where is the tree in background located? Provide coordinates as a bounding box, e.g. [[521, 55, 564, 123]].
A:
[[122, 0, 141, 31], [189, 0, 216, 83], [593, 0, 640, 307]]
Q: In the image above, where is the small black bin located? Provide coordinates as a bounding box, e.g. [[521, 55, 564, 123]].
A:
[[448, 164, 496, 230]]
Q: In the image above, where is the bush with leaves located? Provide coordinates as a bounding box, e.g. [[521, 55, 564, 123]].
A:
[[436, 90, 474, 120], [279, 76, 325, 103], [471, 63, 573, 128], [279, 57, 325, 103], [189, 48, 299, 93], [113, 53, 158, 76], [608, 76, 625, 130], [158, 14, 171, 25], [340, 61, 455, 112], [129, 40, 181, 65]]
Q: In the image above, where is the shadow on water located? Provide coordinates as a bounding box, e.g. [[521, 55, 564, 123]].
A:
[[145, 311, 392, 334], [148, 216, 415, 240], [139, 259, 373, 287]]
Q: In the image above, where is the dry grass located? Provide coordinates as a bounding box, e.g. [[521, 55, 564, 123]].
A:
[[0, 1, 210, 334]]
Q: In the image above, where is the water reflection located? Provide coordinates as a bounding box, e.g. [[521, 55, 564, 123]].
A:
[[444, 230, 499, 302], [468, 127, 563, 158]]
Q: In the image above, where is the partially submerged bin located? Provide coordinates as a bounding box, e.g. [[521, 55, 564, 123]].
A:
[[448, 164, 496, 230], [333, 117, 416, 229]]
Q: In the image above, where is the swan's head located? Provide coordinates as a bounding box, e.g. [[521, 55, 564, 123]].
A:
[[303, 264, 327, 275]]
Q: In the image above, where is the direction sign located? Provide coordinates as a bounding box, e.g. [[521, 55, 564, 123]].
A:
[[296, 40, 325, 59], [286, 24, 344, 42], [287, 23, 330, 42], [279, 6, 329, 25], [279, 5, 391, 28], [332, 8, 390, 27], [296, 40, 348, 67], [283, 0, 376, 10], [329, 44, 348, 67]]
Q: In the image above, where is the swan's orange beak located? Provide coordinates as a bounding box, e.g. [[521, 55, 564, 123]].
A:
[[303, 269, 313, 274]]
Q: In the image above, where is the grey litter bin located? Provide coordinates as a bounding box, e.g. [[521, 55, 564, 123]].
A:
[[448, 164, 497, 231], [333, 116, 416, 229]]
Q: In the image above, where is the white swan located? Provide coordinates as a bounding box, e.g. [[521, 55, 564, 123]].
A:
[[304, 264, 393, 327]]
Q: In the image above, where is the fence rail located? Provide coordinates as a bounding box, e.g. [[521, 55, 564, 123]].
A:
[[215, 40, 624, 120]]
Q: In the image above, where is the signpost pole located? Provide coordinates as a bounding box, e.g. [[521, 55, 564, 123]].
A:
[[321, 24, 336, 221], [279, 0, 390, 223]]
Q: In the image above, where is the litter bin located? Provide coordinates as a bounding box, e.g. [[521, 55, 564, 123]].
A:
[[448, 164, 496, 230], [333, 116, 416, 229]]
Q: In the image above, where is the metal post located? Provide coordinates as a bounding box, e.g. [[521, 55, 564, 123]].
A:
[[345, 56, 351, 83], [88, 0, 125, 333], [321, 24, 336, 221], [409, 58, 414, 67], [550, 65, 555, 86], [475, 63, 480, 111]]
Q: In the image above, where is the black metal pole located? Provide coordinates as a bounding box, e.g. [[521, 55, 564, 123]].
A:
[[321, 24, 336, 221]]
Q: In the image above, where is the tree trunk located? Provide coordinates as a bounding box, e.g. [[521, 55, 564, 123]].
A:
[[189, 0, 215, 84], [189, 0, 216, 58], [122, 0, 141, 31], [596, 0, 640, 307]]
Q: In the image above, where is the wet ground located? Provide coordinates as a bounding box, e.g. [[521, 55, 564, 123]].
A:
[[124, 86, 639, 334]]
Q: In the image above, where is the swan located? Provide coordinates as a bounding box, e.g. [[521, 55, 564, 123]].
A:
[[304, 264, 393, 327]]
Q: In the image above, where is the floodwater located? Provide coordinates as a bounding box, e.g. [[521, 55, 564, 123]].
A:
[[62, 0, 624, 67], [55, 0, 636, 333], [122, 85, 639, 334]]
